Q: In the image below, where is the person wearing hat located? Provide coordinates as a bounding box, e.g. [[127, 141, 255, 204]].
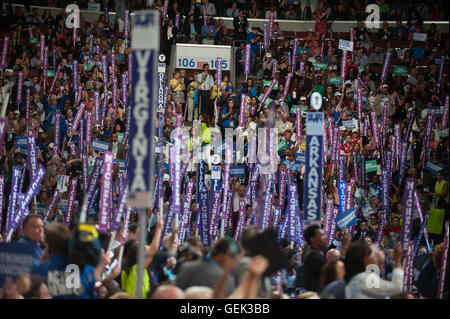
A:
[[373, 83, 395, 117]]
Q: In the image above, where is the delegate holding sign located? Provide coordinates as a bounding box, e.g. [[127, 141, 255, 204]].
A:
[[128, 11, 159, 208]]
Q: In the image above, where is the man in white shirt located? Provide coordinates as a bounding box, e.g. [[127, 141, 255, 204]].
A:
[[201, 0, 216, 17], [197, 63, 214, 117]]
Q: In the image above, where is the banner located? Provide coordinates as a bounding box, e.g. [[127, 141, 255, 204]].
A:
[[441, 96, 449, 130], [263, 22, 268, 49], [437, 220, 449, 299], [295, 106, 302, 141], [278, 169, 287, 209], [172, 132, 182, 215], [335, 208, 357, 230], [71, 102, 86, 133], [269, 12, 274, 41], [16, 71, 23, 105], [370, 111, 379, 148], [0, 175, 3, 232], [283, 72, 293, 98], [43, 190, 58, 223], [216, 57, 222, 89], [380, 51, 391, 81], [209, 190, 222, 239], [340, 50, 347, 82], [64, 178, 78, 228], [0, 243, 35, 287], [87, 158, 103, 213], [357, 87, 362, 124], [49, 65, 61, 94], [303, 113, 324, 225], [338, 155, 345, 182], [179, 180, 194, 244], [198, 187, 210, 247], [292, 38, 298, 67], [401, 178, 416, 255], [338, 39, 353, 52], [338, 181, 346, 216], [101, 54, 108, 87], [324, 199, 334, 240], [234, 199, 247, 241], [110, 186, 129, 232], [99, 151, 114, 233], [0, 36, 9, 68], [128, 11, 159, 208], [262, 176, 273, 230], [402, 240, 415, 294], [43, 46, 49, 80], [239, 93, 247, 128], [393, 66, 408, 76], [414, 211, 430, 256], [244, 43, 251, 74], [328, 207, 339, 246], [374, 211, 386, 245], [260, 78, 277, 106]]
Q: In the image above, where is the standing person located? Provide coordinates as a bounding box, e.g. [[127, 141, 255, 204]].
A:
[[18, 214, 45, 267], [345, 241, 404, 299], [302, 224, 328, 292], [161, 19, 178, 65], [246, 27, 259, 76], [233, 9, 248, 45], [197, 63, 214, 118], [428, 170, 449, 244], [315, 1, 330, 41]]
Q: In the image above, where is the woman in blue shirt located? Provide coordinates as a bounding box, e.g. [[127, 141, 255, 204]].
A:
[[220, 99, 238, 129]]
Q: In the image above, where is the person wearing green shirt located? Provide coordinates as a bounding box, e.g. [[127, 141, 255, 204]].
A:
[[121, 217, 164, 298], [313, 76, 325, 96]]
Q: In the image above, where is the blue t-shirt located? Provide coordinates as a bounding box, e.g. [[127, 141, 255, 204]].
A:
[[31, 254, 98, 299], [246, 32, 259, 53], [220, 107, 238, 128], [17, 236, 42, 267]]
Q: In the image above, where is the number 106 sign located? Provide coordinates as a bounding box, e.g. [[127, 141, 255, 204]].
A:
[[177, 57, 228, 70]]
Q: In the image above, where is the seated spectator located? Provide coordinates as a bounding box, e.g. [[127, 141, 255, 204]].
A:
[[201, 17, 216, 45]]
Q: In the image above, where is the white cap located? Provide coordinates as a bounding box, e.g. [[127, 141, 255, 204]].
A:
[[266, 53, 272, 58], [382, 84, 388, 88], [344, 80, 352, 86], [300, 96, 307, 101], [335, 92, 342, 96]]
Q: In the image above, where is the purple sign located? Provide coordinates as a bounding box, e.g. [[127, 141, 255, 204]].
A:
[[49, 65, 61, 94], [40, 35, 45, 64], [209, 190, 222, 239], [0, 36, 9, 69], [437, 221, 449, 299], [16, 71, 23, 105], [260, 78, 277, 106], [357, 87, 362, 124], [99, 151, 114, 233], [402, 240, 415, 294], [269, 12, 275, 41], [43, 190, 58, 223], [64, 178, 78, 228], [370, 111, 379, 148], [238, 94, 247, 128], [234, 199, 247, 241], [263, 23, 268, 49], [101, 55, 108, 87], [340, 50, 347, 82], [111, 187, 129, 232], [401, 178, 416, 255], [283, 72, 293, 98], [26, 133, 38, 182], [0, 175, 3, 232], [86, 157, 103, 213], [262, 177, 274, 230], [112, 75, 118, 109], [441, 96, 449, 130], [292, 38, 299, 68], [380, 51, 391, 81], [71, 102, 86, 133], [216, 57, 222, 89], [244, 44, 251, 75], [43, 46, 49, 80], [278, 169, 287, 209], [124, 10, 129, 39]]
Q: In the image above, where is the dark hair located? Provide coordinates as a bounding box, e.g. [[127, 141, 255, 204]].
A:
[[211, 238, 241, 257], [22, 213, 43, 230], [304, 224, 321, 246], [241, 226, 259, 252], [45, 223, 70, 256], [123, 240, 138, 274], [320, 260, 340, 288], [23, 275, 47, 299], [344, 241, 371, 283]]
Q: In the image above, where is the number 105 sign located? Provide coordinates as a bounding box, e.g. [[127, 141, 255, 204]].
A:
[[175, 43, 231, 71]]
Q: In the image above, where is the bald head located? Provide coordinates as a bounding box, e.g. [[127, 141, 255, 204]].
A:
[[152, 285, 184, 299], [184, 286, 213, 299], [326, 249, 341, 262]]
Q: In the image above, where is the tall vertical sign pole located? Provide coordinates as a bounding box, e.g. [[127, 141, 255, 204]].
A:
[[303, 94, 324, 228], [128, 11, 160, 299]]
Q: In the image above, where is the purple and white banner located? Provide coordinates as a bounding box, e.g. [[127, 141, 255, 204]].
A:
[[381, 168, 389, 212], [350, 27, 354, 42], [111, 53, 116, 75], [424, 109, 436, 157], [340, 50, 347, 82], [26, 88, 30, 121], [260, 78, 277, 106], [357, 87, 362, 124], [0, 36, 9, 69], [234, 199, 247, 241], [40, 35, 45, 64], [324, 198, 334, 240], [162, 0, 169, 18], [269, 12, 275, 41], [101, 54, 108, 87], [85, 110, 92, 146], [26, 133, 38, 182], [6, 167, 21, 235], [64, 178, 78, 227], [54, 111, 61, 152], [238, 94, 247, 128], [16, 71, 23, 105], [72, 24, 78, 44], [263, 23, 268, 50], [401, 178, 416, 255], [124, 10, 130, 39], [278, 169, 287, 209], [338, 181, 347, 216], [292, 38, 298, 68], [370, 111, 380, 148], [127, 53, 132, 84], [244, 43, 251, 75], [338, 155, 345, 182], [380, 51, 391, 81], [198, 187, 211, 246], [352, 152, 359, 182], [86, 157, 103, 213], [0, 175, 3, 233], [437, 220, 449, 299], [71, 102, 86, 133], [399, 140, 408, 184], [43, 46, 49, 80], [99, 151, 114, 233], [283, 72, 293, 98], [441, 96, 449, 130], [122, 73, 128, 106], [262, 176, 273, 230], [216, 57, 222, 89], [296, 106, 302, 141], [175, 13, 181, 29], [112, 75, 118, 109], [402, 240, 415, 294], [82, 153, 88, 193], [49, 65, 61, 94], [172, 133, 182, 215], [72, 60, 78, 97], [299, 61, 305, 74], [209, 190, 222, 239], [438, 56, 445, 86], [414, 190, 429, 240], [394, 124, 401, 159], [323, 123, 329, 156], [94, 91, 100, 126], [375, 211, 386, 244], [0, 118, 8, 156], [110, 187, 129, 232], [43, 190, 58, 223]]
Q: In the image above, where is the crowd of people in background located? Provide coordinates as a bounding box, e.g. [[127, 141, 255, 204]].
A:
[[0, 1, 448, 300]]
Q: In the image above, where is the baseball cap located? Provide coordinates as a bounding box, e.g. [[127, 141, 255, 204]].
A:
[[382, 84, 388, 88], [266, 53, 272, 58], [344, 80, 352, 86], [335, 92, 342, 96], [300, 96, 306, 101], [14, 110, 20, 114]]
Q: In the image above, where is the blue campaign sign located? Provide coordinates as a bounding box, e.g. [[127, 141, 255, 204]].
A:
[[15, 136, 27, 148], [424, 161, 443, 174], [92, 139, 110, 152], [303, 112, 324, 224], [128, 10, 160, 208], [342, 120, 355, 128], [114, 159, 127, 171], [0, 242, 35, 286], [36, 204, 46, 216], [295, 153, 305, 164], [338, 39, 353, 51], [335, 208, 357, 230], [230, 165, 246, 178], [157, 62, 166, 112]]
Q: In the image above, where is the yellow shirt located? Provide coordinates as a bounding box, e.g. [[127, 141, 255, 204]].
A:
[[169, 78, 183, 92], [121, 265, 150, 299]]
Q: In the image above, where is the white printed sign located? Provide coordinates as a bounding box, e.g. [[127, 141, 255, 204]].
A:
[[175, 44, 232, 71], [339, 39, 354, 52]]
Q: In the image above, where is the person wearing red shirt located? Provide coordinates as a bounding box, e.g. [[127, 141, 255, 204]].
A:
[[340, 133, 353, 164]]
